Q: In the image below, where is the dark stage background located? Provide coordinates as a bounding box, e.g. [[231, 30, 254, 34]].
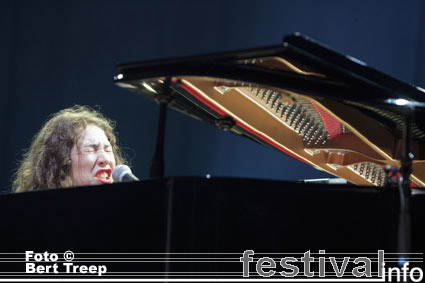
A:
[[1, 0, 424, 193]]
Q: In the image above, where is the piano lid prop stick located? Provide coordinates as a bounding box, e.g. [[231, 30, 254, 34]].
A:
[[150, 77, 173, 179]]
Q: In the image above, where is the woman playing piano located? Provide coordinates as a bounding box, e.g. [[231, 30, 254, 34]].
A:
[[12, 105, 126, 192]]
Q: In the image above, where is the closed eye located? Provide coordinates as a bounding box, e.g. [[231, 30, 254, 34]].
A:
[[82, 147, 95, 153]]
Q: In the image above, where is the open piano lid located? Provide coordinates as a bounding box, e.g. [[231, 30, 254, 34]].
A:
[[114, 33, 425, 188]]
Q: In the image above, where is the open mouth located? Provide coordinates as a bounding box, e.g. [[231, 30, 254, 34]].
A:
[[95, 169, 113, 184]]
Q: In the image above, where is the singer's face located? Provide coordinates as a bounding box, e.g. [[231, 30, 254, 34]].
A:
[[70, 124, 116, 186]]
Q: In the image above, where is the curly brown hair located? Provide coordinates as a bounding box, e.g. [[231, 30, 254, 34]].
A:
[[12, 105, 126, 192]]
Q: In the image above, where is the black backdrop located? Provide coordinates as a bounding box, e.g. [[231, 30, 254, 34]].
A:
[[1, 0, 425, 193]]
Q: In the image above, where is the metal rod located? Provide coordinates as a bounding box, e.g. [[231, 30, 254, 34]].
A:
[[397, 105, 414, 266], [149, 78, 173, 179]]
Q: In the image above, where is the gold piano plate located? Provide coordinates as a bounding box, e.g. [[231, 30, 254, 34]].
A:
[[177, 75, 424, 187], [136, 69, 424, 187]]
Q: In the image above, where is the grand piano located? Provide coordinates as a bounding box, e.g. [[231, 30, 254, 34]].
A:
[[0, 34, 424, 280]]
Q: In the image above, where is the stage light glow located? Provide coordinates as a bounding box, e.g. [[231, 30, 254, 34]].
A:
[[386, 98, 410, 106], [416, 86, 425, 93], [346, 55, 367, 66], [142, 82, 157, 93], [395, 98, 409, 106]]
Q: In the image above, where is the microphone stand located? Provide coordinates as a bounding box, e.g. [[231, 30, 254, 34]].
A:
[[148, 77, 175, 280], [397, 104, 414, 269], [150, 77, 173, 179]]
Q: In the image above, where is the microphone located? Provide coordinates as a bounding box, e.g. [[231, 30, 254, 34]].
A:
[[112, 165, 140, 182]]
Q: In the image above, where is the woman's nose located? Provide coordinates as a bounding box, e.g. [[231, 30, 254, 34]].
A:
[[97, 150, 112, 167]]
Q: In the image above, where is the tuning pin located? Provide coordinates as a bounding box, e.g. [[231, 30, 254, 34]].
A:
[[284, 104, 297, 122], [359, 163, 365, 176], [286, 104, 298, 124], [364, 163, 372, 180], [302, 125, 311, 141], [289, 106, 303, 128], [307, 124, 320, 144], [294, 108, 307, 130], [280, 104, 290, 118], [261, 89, 270, 101], [305, 118, 317, 136], [309, 126, 322, 145], [303, 121, 316, 142], [297, 114, 310, 135], [299, 115, 312, 136], [276, 102, 284, 114], [314, 128, 327, 145], [377, 172, 382, 184], [271, 94, 282, 109], [371, 167, 378, 183], [266, 91, 276, 105], [321, 133, 329, 144]]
